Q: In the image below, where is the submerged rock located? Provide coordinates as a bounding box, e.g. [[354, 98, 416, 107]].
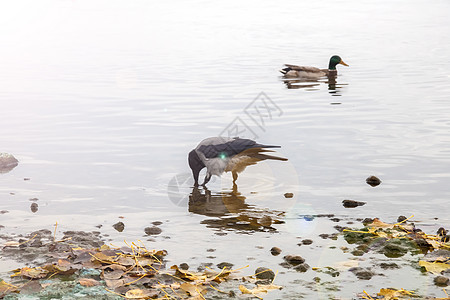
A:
[[434, 276, 449, 287], [284, 193, 294, 198], [283, 255, 305, 266], [255, 267, 275, 281], [366, 175, 381, 187], [0, 153, 19, 174], [112, 222, 125, 232], [342, 199, 366, 208], [349, 267, 373, 280], [144, 226, 162, 235], [270, 247, 282, 256]]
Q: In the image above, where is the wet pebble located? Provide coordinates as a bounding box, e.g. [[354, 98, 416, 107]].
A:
[[380, 262, 400, 270], [255, 267, 275, 281], [330, 218, 340, 222], [179, 263, 189, 270], [301, 239, 313, 245], [283, 255, 305, 266], [294, 263, 310, 272], [30, 203, 38, 213], [217, 262, 233, 270], [437, 227, 447, 236], [342, 199, 366, 208], [152, 221, 163, 226], [349, 267, 373, 280], [366, 175, 381, 187], [270, 247, 282, 256], [206, 248, 216, 252], [144, 226, 162, 235], [397, 215, 407, 223], [362, 218, 374, 225], [434, 276, 449, 287], [284, 193, 294, 198], [258, 216, 272, 227], [112, 222, 125, 232]]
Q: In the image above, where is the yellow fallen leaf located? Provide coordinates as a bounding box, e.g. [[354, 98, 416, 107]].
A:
[[124, 288, 150, 299], [16, 267, 48, 279], [78, 278, 100, 287], [179, 282, 206, 296], [378, 288, 414, 299], [239, 284, 282, 296], [419, 260, 450, 274], [369, 218, 394, 229]]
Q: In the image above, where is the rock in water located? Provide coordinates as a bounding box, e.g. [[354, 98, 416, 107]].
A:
[[0, 153, 19, 174], [342, 199, 366, 208], [366, 175, 381, 187]]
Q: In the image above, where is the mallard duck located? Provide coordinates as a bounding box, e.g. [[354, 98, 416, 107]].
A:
[[280, 55, 348, 78]]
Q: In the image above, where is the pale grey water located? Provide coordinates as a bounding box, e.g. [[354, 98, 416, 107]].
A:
[[1, 0, 450, 298]]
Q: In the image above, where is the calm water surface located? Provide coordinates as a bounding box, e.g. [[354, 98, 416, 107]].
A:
[[1, 0, 450, 298]]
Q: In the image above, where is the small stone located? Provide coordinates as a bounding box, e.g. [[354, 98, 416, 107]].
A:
[[270, 247, 282, 256], [284, 193, 294, 198], [294, 263, 310, 272], [152, 221, 163, 226], [255, 267, 275, 281], [434, 276, 449, 287], [302, 239, 313, 245], [366, 176, 381, 187], [437, 227, 447, 236], [206, 248, 216, 252], [217, 262, 233, 270], [29, 198, 39, 202], [179, 263, 189, 270], [283, 255, 305, 266], [330, 218, 340, 222], [442, 235, 450, 243], [258, 216, 272, 227], [342, 199, 366, 208], [144, 226, 162, 235], [362, 218, 374, 225], [380, 262, 399, 270], [397, 216, 407, 223], [349, 267, 373, 280], [112, 222, 125, 232], [30, 203, 38, 213]]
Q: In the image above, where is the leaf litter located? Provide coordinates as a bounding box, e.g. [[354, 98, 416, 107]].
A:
[[0, 227, 282, 299]]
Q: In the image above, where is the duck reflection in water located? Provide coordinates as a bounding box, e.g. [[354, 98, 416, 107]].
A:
[[282, 75, 346, 95], [189, 184, 283, 233]]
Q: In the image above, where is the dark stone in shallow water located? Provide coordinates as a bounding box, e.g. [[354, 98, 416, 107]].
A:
[[380, 262, 400, 270], [294, 263, 310, 272], [349, 267, 373, 280], [342, 199, 366, 208], [366, 175, 381, 187], [112, 222, 125, 232], [270, 247, 282, 256], [144, 226, 162, 235], [434, 276, 449, 286], [217, 262, 234, 270], [283, 255, 305, 266], [397, 215, 407, 223], [255, 267, 275, 280]]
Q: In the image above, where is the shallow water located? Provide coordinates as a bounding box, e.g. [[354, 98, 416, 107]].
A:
[[1, 0, 450, 298]]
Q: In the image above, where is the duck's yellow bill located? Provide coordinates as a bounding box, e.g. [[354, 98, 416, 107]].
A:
[[340, 60, 349, 66]]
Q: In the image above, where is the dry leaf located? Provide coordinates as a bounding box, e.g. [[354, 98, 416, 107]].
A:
[[419, 260, 450, 274], [17, 267, 49, 279], [180, 282, 206, 296], [125, 288, 151, 299], [78, 278, 100, 287], [378, 288, 415, 299]]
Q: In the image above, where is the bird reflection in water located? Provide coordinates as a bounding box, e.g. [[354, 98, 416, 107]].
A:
[[189, 184, 284, 233], [282, 75, 347, 96]]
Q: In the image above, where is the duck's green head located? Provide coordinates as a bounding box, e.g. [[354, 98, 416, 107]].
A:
[[329, 55, 349, 70]]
